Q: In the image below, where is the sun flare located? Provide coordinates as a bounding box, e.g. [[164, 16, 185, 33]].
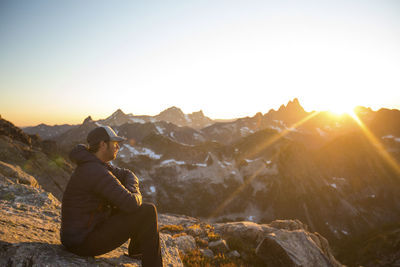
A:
[[323, 102, 356, 116]]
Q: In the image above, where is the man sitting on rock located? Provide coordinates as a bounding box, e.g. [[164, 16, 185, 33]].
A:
[[60, 126, 163, 267]]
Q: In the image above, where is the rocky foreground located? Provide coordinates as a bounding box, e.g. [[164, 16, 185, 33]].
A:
[[0, 160, 343, 267]]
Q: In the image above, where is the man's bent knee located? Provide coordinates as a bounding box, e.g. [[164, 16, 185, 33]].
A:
[[140, 202, 157, 218]]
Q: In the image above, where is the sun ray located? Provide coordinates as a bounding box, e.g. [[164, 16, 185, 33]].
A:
[[350, 113, 400, 176], [208, 164, 266, 220], [208, 111, 320, 219], [242, 111, 320, 161]]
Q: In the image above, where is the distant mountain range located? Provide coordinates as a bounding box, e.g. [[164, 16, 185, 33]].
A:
[[22, 98, 400, 150], [23, 106, 215, 139], [3, 98, 400, 266]]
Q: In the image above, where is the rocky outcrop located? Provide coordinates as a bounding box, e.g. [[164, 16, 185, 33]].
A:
[[0, 118, 73, 200], [0, 163, 344, 266], [215, 220, 342, 267], [0, 136, 72, 200], [256, 230, 340, 267], [0, 161, 39, 187], [0, 170, 183, 267], [0, 118, 32, 146]]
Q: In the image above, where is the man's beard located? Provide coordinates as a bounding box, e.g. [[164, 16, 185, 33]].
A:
[[106, 144, 118, 161]]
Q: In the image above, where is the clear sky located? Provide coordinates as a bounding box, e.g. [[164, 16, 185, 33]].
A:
[[1, 0, 399, 126]]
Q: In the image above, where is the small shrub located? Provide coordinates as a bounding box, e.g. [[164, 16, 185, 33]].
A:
[[201, 223, 214, 230], [208, 232, 221, 242], [189, 224, 201, 230], [180, 249, 245, 267], [161, 224, 184, 233], [173, 232, 187, 238], [1, 192, 15, 201]]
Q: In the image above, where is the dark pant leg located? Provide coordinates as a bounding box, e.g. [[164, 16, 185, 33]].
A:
[[68, 202, 163, 267]]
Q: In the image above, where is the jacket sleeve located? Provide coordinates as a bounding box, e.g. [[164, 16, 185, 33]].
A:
[[108, 166, 140, 194], [92, 167, 142, 213]]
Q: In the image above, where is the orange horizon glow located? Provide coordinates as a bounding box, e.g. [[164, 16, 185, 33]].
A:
[[5, 100, 399, 128], [2, 89, 399, 129]]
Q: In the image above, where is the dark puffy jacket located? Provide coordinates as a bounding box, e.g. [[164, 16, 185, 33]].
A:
[[60, 144, 142, 248]]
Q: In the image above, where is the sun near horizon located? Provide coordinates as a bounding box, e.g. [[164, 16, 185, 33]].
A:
[[3, 96, 394, 128]]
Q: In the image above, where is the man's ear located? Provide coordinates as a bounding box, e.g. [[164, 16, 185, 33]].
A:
[[99, 140, 107, 150]]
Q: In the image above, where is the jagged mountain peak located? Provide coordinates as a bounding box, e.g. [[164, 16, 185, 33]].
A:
[[106, 108, 128, 121], [111, 108, 125, 116], [292, 97, 300, 105], [282, 98, 305, 113], [97, 109, 134, 126], [254, 112, 263, 118], [271, 98, 305, 115], [191, 110, 204, 116], [82, 116, 93, 124], [153, 106, 213, 129], [158, 106, 185, 117]]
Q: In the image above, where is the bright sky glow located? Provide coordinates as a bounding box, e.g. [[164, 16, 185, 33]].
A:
[[1, 0, 399, 126]]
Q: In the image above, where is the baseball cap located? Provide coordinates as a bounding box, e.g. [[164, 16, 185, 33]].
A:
[[87, 126, 126, 146]]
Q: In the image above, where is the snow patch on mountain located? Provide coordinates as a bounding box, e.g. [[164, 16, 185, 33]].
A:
[[184, 114, 192, 123], [193, 133, 205, 141], [195, 163, 207, 167], [121, 144, 162, 159], [130, 118, 146, 124], [382, 135, 400, 142], [161, 159, 186, 165], [156, 125, 165, 134], [316, 128, 327, 137], [270, 126, 282, 132], [240, 127, 254, 136], [333, 177, 346, 181]]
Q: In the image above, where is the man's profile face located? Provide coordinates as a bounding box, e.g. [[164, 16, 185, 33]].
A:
[[106, 141, 120, 161]]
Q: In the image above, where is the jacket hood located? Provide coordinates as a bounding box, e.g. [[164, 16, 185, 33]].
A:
[[69, 144, 102, 165]]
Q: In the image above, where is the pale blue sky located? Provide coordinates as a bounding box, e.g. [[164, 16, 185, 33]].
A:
[[1, 0, 400, 126]]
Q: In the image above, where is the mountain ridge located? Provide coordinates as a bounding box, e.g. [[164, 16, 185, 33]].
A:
[[22, 99, 400, 144]]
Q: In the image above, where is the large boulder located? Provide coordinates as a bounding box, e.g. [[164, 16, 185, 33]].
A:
[[256, 230, 342, 267], [0, 160, 39, 187], [215, 220, 275, 246], [0, 175, 183, 267], [215, 220, 343, 267]]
